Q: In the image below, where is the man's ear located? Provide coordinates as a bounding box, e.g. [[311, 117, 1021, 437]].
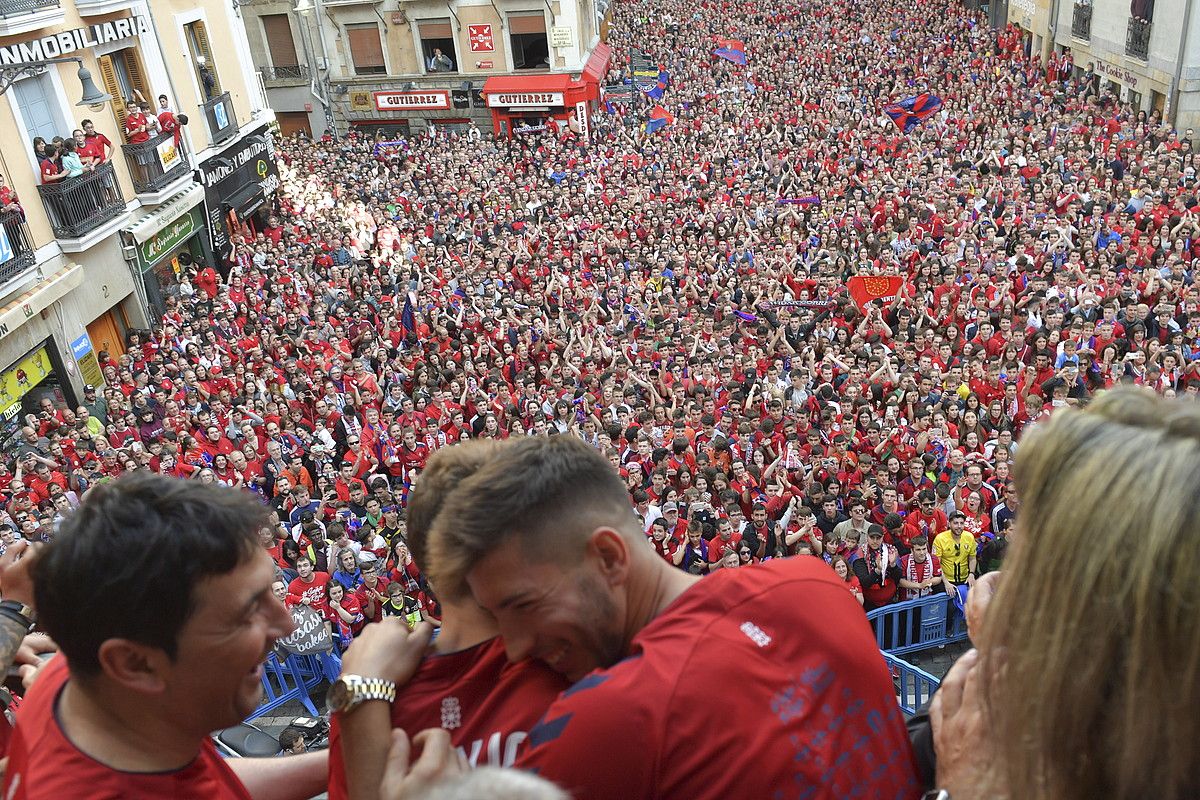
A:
[[588, 527, 632, 588], [95, 639, 172, 695]]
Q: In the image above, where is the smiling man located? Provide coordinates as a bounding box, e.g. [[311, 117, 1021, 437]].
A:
[[4, 474, 326, 800], [428, 436, 920, 799]]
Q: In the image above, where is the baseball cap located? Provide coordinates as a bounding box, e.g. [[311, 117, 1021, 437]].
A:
[[662, 502, 678, 513], [84, 384, 96, 392]]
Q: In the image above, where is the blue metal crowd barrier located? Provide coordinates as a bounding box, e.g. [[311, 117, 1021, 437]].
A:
[[882, 652, 942, 715], [866, 594, 969, 656], [246, 650, 343, 721]]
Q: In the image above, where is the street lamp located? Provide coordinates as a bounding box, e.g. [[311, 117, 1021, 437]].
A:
[[0, 57, 113, 107]]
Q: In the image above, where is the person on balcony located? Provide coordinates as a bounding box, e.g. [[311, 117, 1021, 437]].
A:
[[0, 175, 22, 220], [37, 144, 67, 186], [79, 120, 112, 163], [124, 103, 152, 145]]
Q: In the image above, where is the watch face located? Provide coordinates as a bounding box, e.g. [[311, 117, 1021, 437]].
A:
[[326, 678, 351, 711]]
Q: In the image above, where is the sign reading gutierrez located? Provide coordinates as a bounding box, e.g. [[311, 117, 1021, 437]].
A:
[[487, 92, 565, 107], [373, 91, 451, 111], [0, 16, 150, 66]]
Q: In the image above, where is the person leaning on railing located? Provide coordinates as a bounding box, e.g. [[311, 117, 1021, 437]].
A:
[[930, 387, 1200, 800]]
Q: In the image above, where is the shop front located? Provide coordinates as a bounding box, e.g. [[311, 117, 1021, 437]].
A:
[[122, 184, 209, 318], [0, 340, 74, 453], [195, 123, 281, 273], [481, 42, 611, 138]]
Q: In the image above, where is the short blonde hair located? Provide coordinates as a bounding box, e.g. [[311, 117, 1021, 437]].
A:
[[429, 436, 637, 598], [404, 440, 501, 592], [983, 388, 1200, 800]]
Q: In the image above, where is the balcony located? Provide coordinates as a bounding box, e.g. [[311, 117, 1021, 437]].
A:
[[0, 208, 37, 286], [36, 161, 126, 243], [121, 130, 191, 200], [1126, 17, 1151, 60], [0, 0, 64, 36], [1070, 2, 1092, 40], [262, 64, 311, 87], [201, 91, 238, 147]]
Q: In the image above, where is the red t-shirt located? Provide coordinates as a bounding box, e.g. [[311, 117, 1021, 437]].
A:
[[327, 637, 567, 800], [4, 657, 251, 799], [287, 571, 331, 612], [516, 557, 921, 799]]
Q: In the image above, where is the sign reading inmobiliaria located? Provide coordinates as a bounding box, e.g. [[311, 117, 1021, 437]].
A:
[[0, 16, 149, 65]]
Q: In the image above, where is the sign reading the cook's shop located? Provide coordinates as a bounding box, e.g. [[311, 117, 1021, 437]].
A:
[[487, 91, 565, 107], [373, 91, 451, 111]]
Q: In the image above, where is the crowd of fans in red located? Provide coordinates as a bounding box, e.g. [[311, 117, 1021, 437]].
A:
[[3, 0, 1199, 636]]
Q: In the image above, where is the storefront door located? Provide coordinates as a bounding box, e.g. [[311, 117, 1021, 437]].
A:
[[86, 310, 126, 360]]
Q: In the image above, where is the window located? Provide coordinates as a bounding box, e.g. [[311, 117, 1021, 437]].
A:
[[184, 20, 221, 101], [347, 23, 386, 76], [96, 48, 150, 133], [418, 20, 457, 73], [262, 14, 300, 71], [12, 73, 67, 154], [507, 12, 548, 70]]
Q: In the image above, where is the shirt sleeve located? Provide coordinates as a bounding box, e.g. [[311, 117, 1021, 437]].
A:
[[516, 677, 654, 800]]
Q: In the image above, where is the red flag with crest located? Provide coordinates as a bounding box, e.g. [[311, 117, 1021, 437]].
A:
[[847, 275, 904, 311]]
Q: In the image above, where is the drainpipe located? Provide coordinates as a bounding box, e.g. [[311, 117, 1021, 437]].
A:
[[1168, 0, 1195, 126]]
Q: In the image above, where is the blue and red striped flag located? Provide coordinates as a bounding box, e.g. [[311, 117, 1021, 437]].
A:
[[713, 39, 747, 65], [884, 93, 943, 133], [644, 67, 670, 100], [644, 105, 674, 134]]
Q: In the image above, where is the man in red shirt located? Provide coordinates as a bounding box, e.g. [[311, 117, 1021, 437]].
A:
[[287, 556, 331, 612], [79, 119, 112, 162], [124, 103, 152, 144], [353, 437, 919, 800], [331, 441, 566, 800], [5, 474, 325, 798]]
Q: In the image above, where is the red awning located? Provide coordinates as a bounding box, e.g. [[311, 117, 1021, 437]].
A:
[[481, 73, 576, 95], [582, 42, 613, 83]]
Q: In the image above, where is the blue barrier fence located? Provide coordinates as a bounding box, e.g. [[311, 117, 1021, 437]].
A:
[[882, 652, 942, 715], [866, 594, 969, 656], [247, 649, 343, 722]]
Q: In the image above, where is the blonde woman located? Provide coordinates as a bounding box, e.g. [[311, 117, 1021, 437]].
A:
[[932, 387, 1200, 800]]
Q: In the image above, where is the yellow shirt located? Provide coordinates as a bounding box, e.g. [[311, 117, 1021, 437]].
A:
[[932, 530, 976, 584]]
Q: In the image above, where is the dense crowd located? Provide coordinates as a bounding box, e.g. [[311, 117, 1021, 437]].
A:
[[4, 0, 1200, 642]]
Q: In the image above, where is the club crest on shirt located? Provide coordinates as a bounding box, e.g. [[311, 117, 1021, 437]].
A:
[[739, 621, 772, 648], [441, 696, 462, 729]]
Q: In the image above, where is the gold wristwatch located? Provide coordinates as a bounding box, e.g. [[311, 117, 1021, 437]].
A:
[[326, 674, 396, 715]]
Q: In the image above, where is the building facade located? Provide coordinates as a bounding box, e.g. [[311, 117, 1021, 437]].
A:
[[1049, 0, 1199, 129], [0, 0, 278, 448], [239, 0, 609, 138]]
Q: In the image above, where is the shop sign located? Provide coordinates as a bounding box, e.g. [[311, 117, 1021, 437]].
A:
[[156, 137, 181, 173], [0, 15, 149, 66], [476, 59, 494, 69], [140, 211, 196, 267], [488, 91, 564, 107], [1094, 60, 1139, 87], [575, 100, 590, 142], [373, 91, 451, 111], [0, 347, 51, 421], [70, 333, 104, 390], [468, 24, 494, 52], [550, 26, 573, 48], [196, 124, 279, 264]]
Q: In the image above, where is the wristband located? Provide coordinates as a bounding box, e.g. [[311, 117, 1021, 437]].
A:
[[0, 599, 35, 625]]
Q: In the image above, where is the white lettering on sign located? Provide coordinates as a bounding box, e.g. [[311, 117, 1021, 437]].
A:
[[373, 91, 451, 111], [487, 92, 566, 107], [0, 16, 149, 66]]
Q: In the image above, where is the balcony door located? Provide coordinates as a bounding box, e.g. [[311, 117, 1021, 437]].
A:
[[12, 73, 68, 161]]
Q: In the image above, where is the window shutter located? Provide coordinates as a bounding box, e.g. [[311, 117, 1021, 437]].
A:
[[262, 14, 299, 67], [417, 20, 453, 38], [123, 49, 148, 102], [347, 24, 385, 73], [191, 20, 221, 92], [508, 13, 546, 33], [97, 54, 127, 130]]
